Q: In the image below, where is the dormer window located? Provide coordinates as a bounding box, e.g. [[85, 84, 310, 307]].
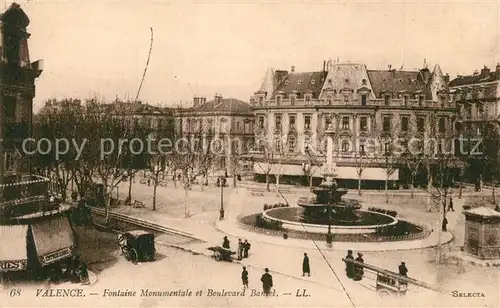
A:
[[343, 95, 349, 103], [326, 95, 333, 105], [418, 95, 424, 106], [403, 95, 409, 106], [276, 95, 282, 106], [384, 94, 390, 105], [361, 94, 367, 106], [440, 95, 446, 107], [249, 98, 255, 105], [290, 95, 296, 105], [258, 96, 264, 105], [305, 95, 311, 104]]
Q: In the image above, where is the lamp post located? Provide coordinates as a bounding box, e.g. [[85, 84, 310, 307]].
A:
[[219, 174, 225, 220]]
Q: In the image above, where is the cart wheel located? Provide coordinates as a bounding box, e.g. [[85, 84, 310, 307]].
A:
[[121, 247, 130, 260], [377, 289, 393, 298], [214, 251, 222, 261], [130, 249, 139, 264]]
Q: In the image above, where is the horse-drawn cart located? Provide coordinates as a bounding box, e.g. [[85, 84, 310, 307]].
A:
[[207, 246, 235, 262]]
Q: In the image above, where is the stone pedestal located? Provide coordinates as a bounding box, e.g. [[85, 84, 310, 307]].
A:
[[463, 207, 500, 260]]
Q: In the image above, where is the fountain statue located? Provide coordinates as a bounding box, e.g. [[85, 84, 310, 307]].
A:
[[297, 124, 361, 223]]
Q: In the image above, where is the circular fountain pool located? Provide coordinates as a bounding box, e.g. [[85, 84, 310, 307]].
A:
[[263, 205, 398, 234]]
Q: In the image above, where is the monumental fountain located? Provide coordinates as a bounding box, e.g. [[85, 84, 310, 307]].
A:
[[262, 124, 399, 235]]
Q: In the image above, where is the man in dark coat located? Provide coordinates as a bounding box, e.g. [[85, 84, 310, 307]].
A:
[[243, 239, 251, 258], [398, 261, 408, 276], [353, 253, 364, 281], [442, 217, 448, 232], [260, 268, 273, 296], [302, 253, 310, 276], [344, 250, 355, 279], [237, 239, 243, 260], [241, 266, 249, 289], [222, 236, 230, 249]]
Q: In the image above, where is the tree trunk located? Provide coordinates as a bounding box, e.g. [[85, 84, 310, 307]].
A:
[[410, 180, 415, 199], [152, 184, 157, 211], [265, 174, 270, 192], [385, 177, 389, 203], [492, 175, 496, 204], [104, 190, 111, 225], [309, 175, 314, 190], [233, 175, 237, 188], [127, 174, 133, 203], [358, 176, 362, 196], [459, 174, 463, 199], [276, 175, 280, 197]]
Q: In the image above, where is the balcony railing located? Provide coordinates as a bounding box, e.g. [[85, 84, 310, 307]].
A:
[[0, 175, 50, 216]]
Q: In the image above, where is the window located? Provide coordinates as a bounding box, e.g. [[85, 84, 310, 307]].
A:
[[418, 95, 424, 106], [361, 94, 367, 106], [288, 137, 296, 152], [290, 95, 296, 105], [325, 116, 332, 130], [275, 114, 282, 132], [341, 140, 350, 153], [465, 104, 472, 118], [440, 96, 446, 107], [401, 116, 409, 132], [403, 95, 409, 106], [327, 95, 333, 105], [258, 116, 265, 129], [343, 95, 349, 103], [275, 138, 282, 152], [305, 95, 311, 104], [359, 143, 366, 155], [289, 115, 296, 131], [276, 96, 282, 105], [417, 117, 425, 132], [383, 116, 391, 132], [342, 116, 349, 130], [359, 116, 368, 131], [384, 95, 391, 105], [258, 96, 264, 104], [477, 103, 484, 117], [304, 115, 311, 130], [237, 122, 241, 130], [249, 98, 255, 105], [438, 118, 446, 133], [384, 142, 391, 154]]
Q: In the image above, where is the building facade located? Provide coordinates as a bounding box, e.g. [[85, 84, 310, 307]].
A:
[[250, 60, 456, 186], [175, 94, 254, 175], [450, 64, 500, 184]]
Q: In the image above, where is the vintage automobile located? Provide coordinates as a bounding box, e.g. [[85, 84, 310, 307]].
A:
[[118, 230, 156, 263], [375, 272, 408, 297]]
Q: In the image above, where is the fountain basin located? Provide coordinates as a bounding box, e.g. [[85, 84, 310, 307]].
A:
[[263, 207, 398, 234]]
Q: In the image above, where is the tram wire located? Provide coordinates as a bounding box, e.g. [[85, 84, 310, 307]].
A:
[[252, 160, 357, 308]]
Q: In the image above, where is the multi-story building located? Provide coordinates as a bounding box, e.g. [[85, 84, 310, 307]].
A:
[[250, 60, 456, 187], [450, 64, 500, 184], [175, 94, 254, 175], [0, 4, 76, 276]]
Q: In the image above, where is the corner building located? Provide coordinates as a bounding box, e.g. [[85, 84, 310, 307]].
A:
[[250, 60, 456, 187]]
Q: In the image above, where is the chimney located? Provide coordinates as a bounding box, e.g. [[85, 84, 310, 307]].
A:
[[388, 64, 392, 71], [481, 65, 490, 76], [291, 65, 295, 72], [214, 93, 222, 104], [444, 74, 450, 83], [496, 63, 500, 79]]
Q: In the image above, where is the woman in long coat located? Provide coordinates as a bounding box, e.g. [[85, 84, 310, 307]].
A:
[[344, 250, 355, 279], [302, 253, 310, 276]]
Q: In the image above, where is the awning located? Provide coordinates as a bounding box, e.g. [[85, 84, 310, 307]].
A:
[[0, 225, 28, 271], [254, 163, 399, 181], [31, 216, 74, 266]]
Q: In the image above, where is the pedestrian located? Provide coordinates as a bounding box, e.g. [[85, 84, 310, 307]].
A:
[[147, 178, 151, 186], [353, 253, 364, 281], [448, 197, 455, 212], [442, 217, 448, 232], [241, 266, 249, 289], [243, 239, 251, 258], [398, 261, 408, 285], [237, 239, 243, 260], [260, 268, 273, 296], [222, 236, 230, 249], [344, 250, 355, 279], [398, 261, 408, 277], [302, 253, 310, 276]]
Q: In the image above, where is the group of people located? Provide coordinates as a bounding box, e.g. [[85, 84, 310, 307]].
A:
[[241, 266, 274, 296], [344, 250, 364, 281], [222, 236, 251, 260], [44, 254, 90, 285]]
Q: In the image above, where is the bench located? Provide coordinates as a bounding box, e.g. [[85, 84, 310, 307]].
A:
[[251, 189, 265, 196]]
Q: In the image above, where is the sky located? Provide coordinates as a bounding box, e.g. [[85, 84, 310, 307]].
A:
[[8, 0, 500, 112]]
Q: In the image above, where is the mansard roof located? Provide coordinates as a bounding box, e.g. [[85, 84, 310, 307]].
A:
[[272, 71, 327, 99], [449, 67, 499, 87], [367, 70, 432, 99], [193, 98, 252, 113]]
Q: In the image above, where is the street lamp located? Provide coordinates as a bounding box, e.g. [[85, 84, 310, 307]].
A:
[[326, 187, 333, 245], [219, 173, 225, 220]]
